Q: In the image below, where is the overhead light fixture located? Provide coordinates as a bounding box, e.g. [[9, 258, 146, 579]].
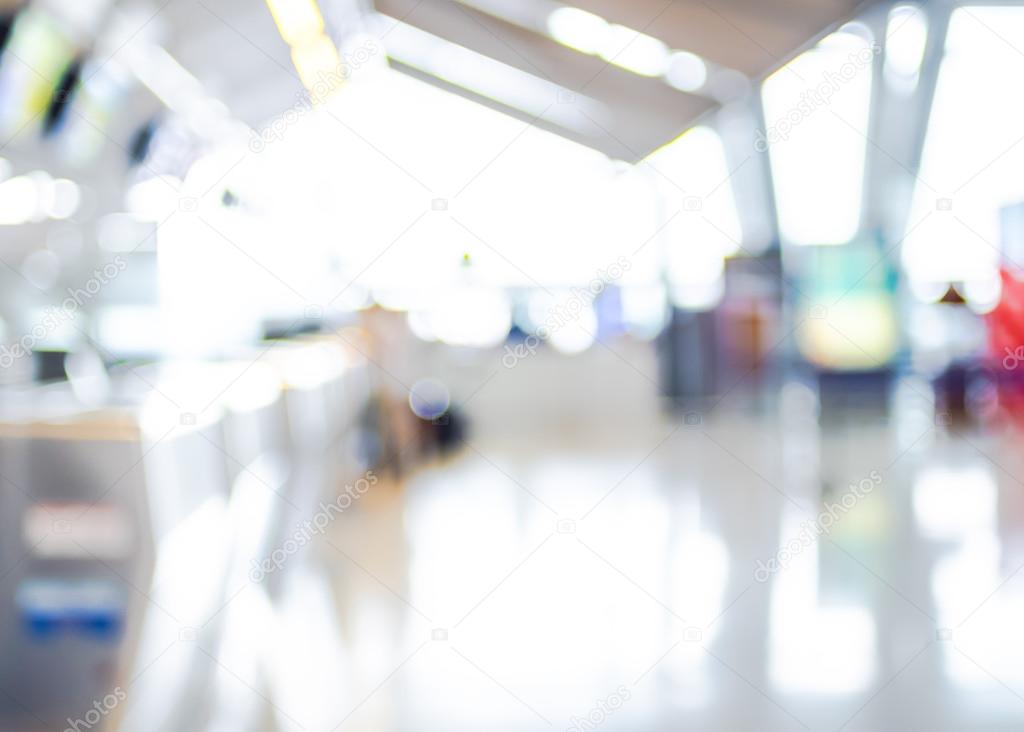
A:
[[545, 6, 673, 79], [665, 50, 707, 92], [547, 6, 610, 55], [492, 2, 738, 97], [265, 0, 325, 46], [377, 14, 610, 136], [600, 24, 670, 77]]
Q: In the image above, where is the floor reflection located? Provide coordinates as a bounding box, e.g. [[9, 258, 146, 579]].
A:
[[310, 410, 1024, 731]]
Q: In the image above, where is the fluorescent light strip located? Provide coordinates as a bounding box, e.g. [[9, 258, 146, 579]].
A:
[[375, 14, 609, 136], [452, 0, 737, 98], [265, 0, 325, 46], [548, 6, 608, 55], [546, 5, 692, 82], [601, 23, 670, 77], [265, 0, 344, 97]]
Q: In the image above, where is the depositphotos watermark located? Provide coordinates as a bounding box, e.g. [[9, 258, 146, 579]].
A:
[[502, 256, 631, 369], [249, 471, 378, 582], [249, 41, 380, 153], [754, 41, 881, 152], [63, 687, 126, 732], [566, 685, 631, 731], [1003, 345, 1024, 370], [754, 470, 882, 582], [0, 256, 127, 369]]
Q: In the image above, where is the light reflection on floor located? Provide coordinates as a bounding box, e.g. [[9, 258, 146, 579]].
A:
[[303, 409, 1024, 731]]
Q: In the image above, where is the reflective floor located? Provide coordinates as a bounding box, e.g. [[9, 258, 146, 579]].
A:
[[270, 396, 1024, 732]]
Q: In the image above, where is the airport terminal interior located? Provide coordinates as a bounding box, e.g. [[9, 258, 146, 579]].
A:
[[3, 0, 1024, 729]]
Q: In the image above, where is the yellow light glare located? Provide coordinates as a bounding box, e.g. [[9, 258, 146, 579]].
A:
[[291, 35, 343, 95], [266, 0, 325, 46]]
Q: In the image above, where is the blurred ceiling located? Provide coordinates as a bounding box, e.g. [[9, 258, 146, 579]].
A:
[[156, 0, 303, 126], [372, 0, 869, 159], [148, 0, 869, 162], [1, 0, 871, 176]]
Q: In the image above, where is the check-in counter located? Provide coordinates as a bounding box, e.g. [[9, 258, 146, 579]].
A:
[[0, 338, 371, 732], [108, 360, 287, 732], [126, 340, 370, 732], [0, 383, 229, 732], [264, 337, 361, 455], [230, 335, 372, 732], [257, 337, 370, 582]]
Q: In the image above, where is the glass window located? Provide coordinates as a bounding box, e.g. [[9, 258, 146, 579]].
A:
[[761, 27, 876, 246], [902, 7, 1024, 293], [647, 125, 744, 309]]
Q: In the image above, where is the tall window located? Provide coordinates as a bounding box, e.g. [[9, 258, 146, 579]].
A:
[[903, 7, 1024, 294], [762, 26, 876, 246], [647, 125, 744, 309]]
